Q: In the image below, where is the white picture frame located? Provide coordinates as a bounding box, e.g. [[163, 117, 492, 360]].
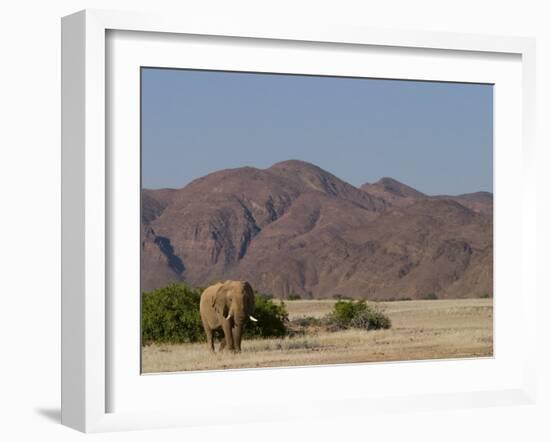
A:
[[61, 9, 537, 433]]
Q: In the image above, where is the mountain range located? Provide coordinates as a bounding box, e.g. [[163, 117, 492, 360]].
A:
[[141, 160, 492, 300]]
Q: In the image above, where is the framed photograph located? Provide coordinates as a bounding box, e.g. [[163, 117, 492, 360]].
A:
[[61, 9, 537, 433]]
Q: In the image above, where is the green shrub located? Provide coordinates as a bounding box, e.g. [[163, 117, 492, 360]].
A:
[[329, 299, 391, 330], [141, 283, 204, 345], [421, 292, 439, 300], [141, 283, 289, 344], [244, 294, 288, 338], [350, 307, 392, 330], [287, 293, 302, 300], [331, 299, 368, 327], [480, 293, 491, 299]]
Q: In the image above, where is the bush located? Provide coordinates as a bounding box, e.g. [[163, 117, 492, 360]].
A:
[[331, 299, 368, 327], [329, 299, 391, 330], [480, 293, 491, 299], [244, 294, 288, 338], [141, 283, 289, 344], [332, 294, 352, 300], [421, 292, 439, 300], [385, 296, 413, 302], [287, 293, 302, 300], [141, 283, 204, 345], [349, 307, 392, 330], [292, 316, 322, 327]]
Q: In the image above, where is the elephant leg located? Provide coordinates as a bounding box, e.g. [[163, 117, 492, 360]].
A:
[[204, 327, 214, 352], [219, 339, 226, 352], [232, 326, 242, 352], [221, 320, 234, 351]]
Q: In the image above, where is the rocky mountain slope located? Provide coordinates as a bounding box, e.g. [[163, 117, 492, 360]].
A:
[[141, 160, 492, 299]]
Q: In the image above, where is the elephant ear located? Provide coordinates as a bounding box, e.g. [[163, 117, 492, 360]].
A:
[[211, 285, 230, 318]]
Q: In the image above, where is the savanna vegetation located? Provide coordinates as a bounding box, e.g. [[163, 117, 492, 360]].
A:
[[141, 283, 392, 345], [141, 283, 492, 373], [141, 283, 288, 344]]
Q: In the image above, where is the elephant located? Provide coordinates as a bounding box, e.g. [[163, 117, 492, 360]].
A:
[[199, 280, 258, 352]]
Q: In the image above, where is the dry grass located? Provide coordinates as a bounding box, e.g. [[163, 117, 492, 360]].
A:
[[141, 298, 493, 373]]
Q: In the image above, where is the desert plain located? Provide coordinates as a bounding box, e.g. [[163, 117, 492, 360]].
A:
[[142, 297, 493, 373]]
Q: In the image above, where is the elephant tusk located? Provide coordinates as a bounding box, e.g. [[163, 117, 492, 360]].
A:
[[249, 315, 258, 322], [225, 314, 232, 321]]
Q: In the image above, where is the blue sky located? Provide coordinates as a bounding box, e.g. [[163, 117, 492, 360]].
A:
[[141, 68, 493, 195]]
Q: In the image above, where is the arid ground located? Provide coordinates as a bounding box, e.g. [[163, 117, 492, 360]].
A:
[[141, 298, 493, 373]]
